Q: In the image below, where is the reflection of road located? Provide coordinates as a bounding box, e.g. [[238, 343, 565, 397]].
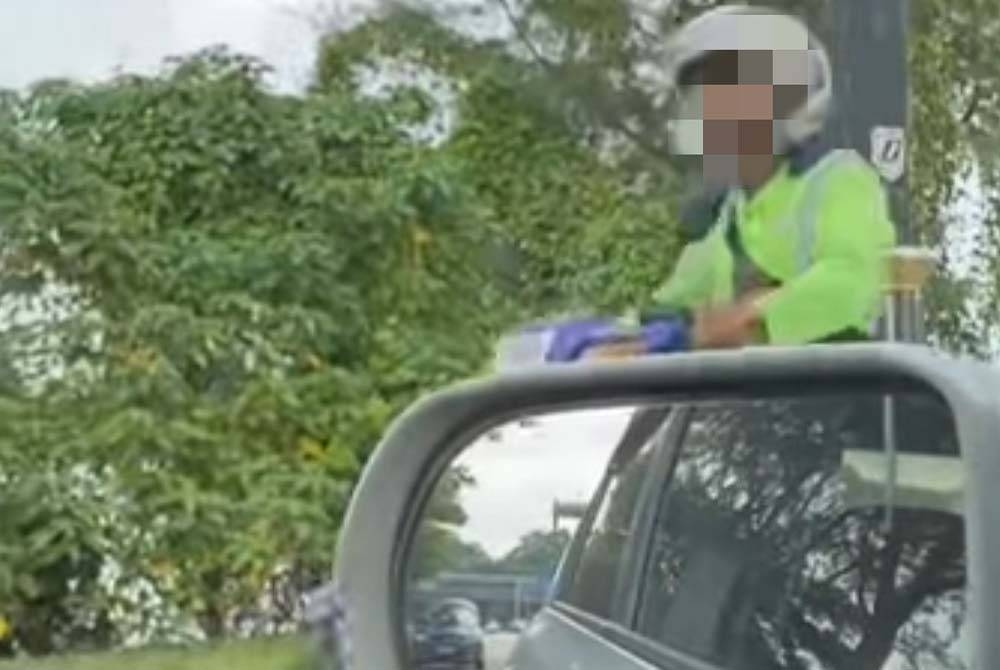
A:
[[484, 632, 519, 669], [408, 632, 519, 670]]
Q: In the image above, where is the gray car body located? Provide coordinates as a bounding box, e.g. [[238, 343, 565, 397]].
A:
[[332, 343, 1000, 670]]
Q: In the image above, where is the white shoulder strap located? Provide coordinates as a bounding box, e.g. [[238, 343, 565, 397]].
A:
[[794, 149, 868, 274]]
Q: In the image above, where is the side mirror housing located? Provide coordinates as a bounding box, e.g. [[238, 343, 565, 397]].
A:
[[328, 343, 1000, 670]]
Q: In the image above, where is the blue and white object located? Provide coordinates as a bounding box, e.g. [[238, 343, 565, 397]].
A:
[[494, 323, 558, 371], [495, 316, 691, 372]]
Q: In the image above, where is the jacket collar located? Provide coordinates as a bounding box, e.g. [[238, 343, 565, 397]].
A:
[[678, 185, 729, 242], [786, 136, 827, 176], [679, 137, 829, 242]]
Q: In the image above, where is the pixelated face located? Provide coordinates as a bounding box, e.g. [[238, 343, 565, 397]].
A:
[[669, 49, 811, 188]]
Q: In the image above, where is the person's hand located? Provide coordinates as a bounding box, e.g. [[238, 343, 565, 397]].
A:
[[545, 318, 619, 362], [583, 319, 693, 359], [692, 293, 770, 349]]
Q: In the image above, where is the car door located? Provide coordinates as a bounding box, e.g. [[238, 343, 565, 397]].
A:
[[506, 405, 686, 670], [623, 393, 970, 670], [511, 391, 971, 670]]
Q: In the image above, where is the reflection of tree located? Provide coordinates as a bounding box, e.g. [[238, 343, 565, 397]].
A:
[[495, 529, 571, 577], [411, 525, 494, 580], [411, 466, 493, 580], [425, 465, 475, 527], [643, 395, 966, 670]]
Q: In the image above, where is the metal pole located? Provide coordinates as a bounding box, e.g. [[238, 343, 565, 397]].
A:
[[552, 500, 588, 532], [829, 0, 925, 533], [883, 296, 898, 531], [829, 0, 911, 244], [513, 579, 522, 621], [828, 0, 937, 346]]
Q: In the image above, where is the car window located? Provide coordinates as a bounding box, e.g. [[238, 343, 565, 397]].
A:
[[430, 609, 458, 627], [557, 409, 668, 620], [634, 393, 967, 670], [454, 609, 478, 628]]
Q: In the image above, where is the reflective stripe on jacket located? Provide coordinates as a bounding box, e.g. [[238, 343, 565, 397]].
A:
[[649, 149, 897, 345]]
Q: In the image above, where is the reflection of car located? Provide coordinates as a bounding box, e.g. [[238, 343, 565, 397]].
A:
[[505, 618, 526, 633], [484, 620, 500, 634], [409, 598, 484, 670]]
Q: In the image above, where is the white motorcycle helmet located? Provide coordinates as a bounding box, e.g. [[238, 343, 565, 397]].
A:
[[661, 4, 833, 157]]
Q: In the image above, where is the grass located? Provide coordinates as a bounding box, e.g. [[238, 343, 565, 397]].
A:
[[1, 634, 325, 670]]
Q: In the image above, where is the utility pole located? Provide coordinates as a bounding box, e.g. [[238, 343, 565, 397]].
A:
[[827, 0, 933, 529], [827, 0, 934, 345], [551, 500, 588, 532]]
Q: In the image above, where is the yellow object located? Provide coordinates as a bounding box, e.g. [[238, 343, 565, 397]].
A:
[[0, 615, 11, 640], [412, 225, 432, 247], [583, 342, 647, 360], [297, 437, 326, 462], [303, 353, 326, 371], [884, 246, 936, 292], [123, 347, 159, 373], [411, 225, 432, 267]]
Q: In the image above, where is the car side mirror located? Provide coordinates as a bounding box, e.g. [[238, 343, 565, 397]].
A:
[[322, 344, 1000, 670]]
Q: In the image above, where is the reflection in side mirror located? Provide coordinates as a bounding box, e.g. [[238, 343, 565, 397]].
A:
[[405, 406, 638, 670], [842, 450, 964, 516], [402, 388, 970, 670]]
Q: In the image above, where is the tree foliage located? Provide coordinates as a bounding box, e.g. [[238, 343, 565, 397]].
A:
[[410, 466, 495, 580], [315, 6, 686, 315], [0, 45, 500, 654], [494, 529, 571, 577]]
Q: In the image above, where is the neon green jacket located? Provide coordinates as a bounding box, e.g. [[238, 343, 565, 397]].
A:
[[648, 149, 897, 345]]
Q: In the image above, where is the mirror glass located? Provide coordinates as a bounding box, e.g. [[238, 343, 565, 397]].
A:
[[403, 388, 969, 670]]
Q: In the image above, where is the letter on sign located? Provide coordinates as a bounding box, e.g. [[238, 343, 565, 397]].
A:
[[870, 126, 906, 183]]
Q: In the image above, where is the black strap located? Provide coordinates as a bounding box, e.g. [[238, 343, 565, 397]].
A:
[[814, 328, 871, 344]]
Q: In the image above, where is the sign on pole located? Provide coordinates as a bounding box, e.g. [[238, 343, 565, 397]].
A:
[[871, 126, 906, 183]]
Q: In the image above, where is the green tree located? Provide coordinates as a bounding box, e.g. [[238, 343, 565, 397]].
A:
[[410, 466, 495, 580], [495, 529, 571, 577], [0, 46, 498, 653], [316, 6, 686, 318]]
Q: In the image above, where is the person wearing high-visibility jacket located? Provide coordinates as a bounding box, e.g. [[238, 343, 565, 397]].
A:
[[531, 5, 896, 364]]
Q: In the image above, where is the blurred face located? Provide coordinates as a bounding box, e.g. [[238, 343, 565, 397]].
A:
[[669, 49, 810, 189]]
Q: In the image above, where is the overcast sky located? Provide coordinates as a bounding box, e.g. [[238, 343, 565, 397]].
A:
[[0, 0, 347, 92], [454, 406, 638, 558], [0, 0, 510, 93]]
